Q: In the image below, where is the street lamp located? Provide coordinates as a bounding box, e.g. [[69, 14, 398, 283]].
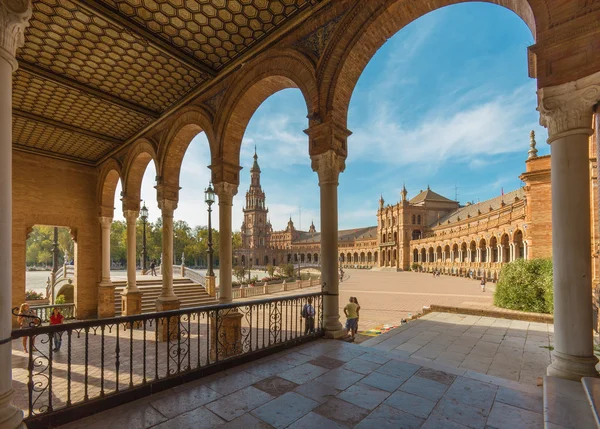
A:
[[140, 202, 148, 274], [205, 182, 215, 277]]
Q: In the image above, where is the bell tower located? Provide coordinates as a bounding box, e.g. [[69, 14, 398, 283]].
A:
[[242, 147, 269, 249]]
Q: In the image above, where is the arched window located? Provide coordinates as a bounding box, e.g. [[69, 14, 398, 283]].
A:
[[412, 214, 416, 224], [417, 215, 421, 224]]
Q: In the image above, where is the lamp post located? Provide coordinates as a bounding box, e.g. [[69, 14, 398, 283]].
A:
[[140, 202, 148, 274], [205, 182, 215, 277]]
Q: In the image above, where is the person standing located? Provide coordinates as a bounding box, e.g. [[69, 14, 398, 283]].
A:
[[480, 277, 486, 292], [150, 259, 156, 276], [49, 307, 64, 351], [350, 297, 361, 338], [302, 297, 315, 334], [344, 297, 359, 341], [17, 303, 39, 353]]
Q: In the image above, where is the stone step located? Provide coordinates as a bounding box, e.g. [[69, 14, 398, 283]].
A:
[[114, 297, 218, 314], [112, 278, 192, 287], [543, 375, 596, 428], [582, 377, 600, 428]]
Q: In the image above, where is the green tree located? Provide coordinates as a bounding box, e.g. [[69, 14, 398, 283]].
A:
[[494, 258, 553, 314], [266, 263, 275, 277], [233, 265, 247, 283]]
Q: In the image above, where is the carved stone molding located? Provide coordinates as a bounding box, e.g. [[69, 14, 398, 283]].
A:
[[214, 181, 238, 205], [156, 183, 180, 215], [121, 195, 141, 213], [295, 15, 342, 59], [157, 198, 178, 217], [123, 210, 139, 223], [304, 121, 351, 157], [0, 0, 31, 70], [311, 150, 346, 186], [538, 71, 600, 141], [99, 216, 113, 228]]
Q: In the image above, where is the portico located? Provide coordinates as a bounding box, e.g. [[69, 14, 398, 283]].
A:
[[1, 0, 600, 428]]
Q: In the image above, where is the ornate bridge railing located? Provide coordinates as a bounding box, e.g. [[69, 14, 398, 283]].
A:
[[11, 292, 324, 429], [30, 304, 76, 323]]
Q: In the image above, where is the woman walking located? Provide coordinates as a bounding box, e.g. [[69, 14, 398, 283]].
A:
[[17, 303, 39, 353], [49, 307, 65, 351]]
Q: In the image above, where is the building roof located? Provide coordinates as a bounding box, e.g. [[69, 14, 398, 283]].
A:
[[409, 188, 456, 204], [435, 188, 526, 226], [293, 226, 378, 244]]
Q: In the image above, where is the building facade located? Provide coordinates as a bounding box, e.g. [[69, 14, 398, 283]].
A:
[[235, 132, 600, 283]]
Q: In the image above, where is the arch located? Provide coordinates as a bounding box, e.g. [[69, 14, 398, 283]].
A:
[[412, 230, 422, 240], [489, 236, 499, 262], [444, 244, 451, 261], [413, 249, 418, 263], [340, 253, 345, 263], [412, 214, 416, 224], [314, 253, 318, 263], [97, 158, 122, 214], [421, 248, 426, 262], [320, 0, 539, 127], [367, 251, 372, 263], [347, 252, 352, 263], [360, 251, 365, 263], [469, 240, 477, 262], [501, 233, 510, 262], [460, 242, 468, 262], [159, 106, 216, 189], [435, 246, 442, 261], [514, 229, 524, 259], [479, 238, 487, 262], [217, 50, 317, 164], [417, 215, 421, 225], [428, 247, 434, 262], [374, 251, 378, 263], [122, 139, 159, 209]]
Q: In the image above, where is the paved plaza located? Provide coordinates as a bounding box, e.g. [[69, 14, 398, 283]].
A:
[[57, 330, 546, 429]]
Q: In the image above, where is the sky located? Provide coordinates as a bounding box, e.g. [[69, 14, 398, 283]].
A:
[[114, 3, 547, 233]]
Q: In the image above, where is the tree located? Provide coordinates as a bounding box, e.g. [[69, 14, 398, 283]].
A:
[[266, 263, 275, 277], [279, 263, 294, 278], [232, 231, 242, 251], [233, 265, 247, 283]]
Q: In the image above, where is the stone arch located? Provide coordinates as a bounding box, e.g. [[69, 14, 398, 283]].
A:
[[159, 106, 216, 190], [469, 240, 477, 262], [460, 242, 468, 262], [217, 50, 318, 164], [97, 158, 122, 215], [490, 236, 499, 262], [479, 238, 487, 262], [122, 139, 159, 210], [413, 249, 418, 263], [319, 0, 540, 127]]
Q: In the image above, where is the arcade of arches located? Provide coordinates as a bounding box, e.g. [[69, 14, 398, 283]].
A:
[[2, 1, 600, 427]]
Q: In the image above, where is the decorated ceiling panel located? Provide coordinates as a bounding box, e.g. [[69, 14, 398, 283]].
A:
[[13, 69, 154, 141], [19, 0, 205, 113], [13, 117, 118, 162], [99, 0, 310, 69]]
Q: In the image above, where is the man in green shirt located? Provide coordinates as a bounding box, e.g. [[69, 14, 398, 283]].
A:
[[344, 297, 359, 341]]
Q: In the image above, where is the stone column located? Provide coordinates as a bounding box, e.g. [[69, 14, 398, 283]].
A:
[[121, 210, 141, 316], [498, 245, 503, 263], [0, 2, 31, 428], [311, 151, 345, 337], [156, 198, 180, 311], [214, 182, 237, 304], [539, 71, 600, 380], [97, 216, 115, 318]]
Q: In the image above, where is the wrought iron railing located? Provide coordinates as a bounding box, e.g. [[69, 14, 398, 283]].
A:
[[30, 304, 75, 323], [11, 292, 324, 429]]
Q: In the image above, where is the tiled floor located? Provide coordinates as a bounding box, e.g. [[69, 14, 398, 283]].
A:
[[57, 333, 545, 429], [361, 312, 553, 384]]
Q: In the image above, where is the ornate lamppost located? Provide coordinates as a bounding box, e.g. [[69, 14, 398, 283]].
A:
[[204, 182, 216, 296], [140, 202, 148, 274]]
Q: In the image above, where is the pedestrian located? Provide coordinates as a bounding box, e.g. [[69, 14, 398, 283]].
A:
[[344, 297, 359, 341], [302, 297, 315, 334], [150, 259, 156, 276], [481, 277, 486, 292], [49, 307, 64, 351], [17, 303, 39, 353], [350, 297, 361, 337]]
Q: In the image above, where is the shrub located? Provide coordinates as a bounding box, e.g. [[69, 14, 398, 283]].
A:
[[279, 263, 295, 278], [55, 295, 66, 304], [494, 258, 553, 314], [411, 263, 420, 271], [266, 264, 275, 277]]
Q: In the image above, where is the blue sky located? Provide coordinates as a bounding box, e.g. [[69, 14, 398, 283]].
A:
[[115, 3, 547, 232]]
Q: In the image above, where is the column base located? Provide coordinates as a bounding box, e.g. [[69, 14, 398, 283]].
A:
[[323, 328, 347, 339], [205, 276, 216, 297], [0, 388, 25, 429], [210, 309, 243, 361], [156, 298, 181, 342], [97, 281, 115, 318], [547, 350, 599, 381], [121, 290, 142, 316]]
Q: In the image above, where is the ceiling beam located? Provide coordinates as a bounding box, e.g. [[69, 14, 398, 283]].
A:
[[13, 109, 124, 146], [19, 62, 160, 119], [13, 144, 96, 166], [72, 0, 217, 78]]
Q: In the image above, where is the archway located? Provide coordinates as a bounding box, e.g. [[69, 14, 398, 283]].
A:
[[501, 233, 510, 262], [469, 241, 477, 262], [490, 236, 498, 262], [479, 238, 487, 262]]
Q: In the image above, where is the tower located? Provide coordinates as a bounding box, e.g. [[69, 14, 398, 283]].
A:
[[242, 147, 269, 249]]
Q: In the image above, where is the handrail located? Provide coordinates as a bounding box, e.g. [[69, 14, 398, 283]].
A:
[[184, 267, 206, 286], [30, 303, 75, 323]]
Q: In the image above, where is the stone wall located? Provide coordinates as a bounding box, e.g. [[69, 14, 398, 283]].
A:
[[521, 155, 552, 259], [12, 152, 100, 324]]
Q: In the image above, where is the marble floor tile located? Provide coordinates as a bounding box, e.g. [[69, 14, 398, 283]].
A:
[[251, 392, 318, 429], [149, 384, 221, 418], [58, 399, 168, 429], [313, 367, 365, 390], [252, 376, 299, 397], [359, 371, 406, 392], [400, 375, 449, 402], [278, 363, 329, 385], [385, 390, 437, 419], [342, 357, 382, 375], [356, 352, 391, 365], [444, 377, 498, 412], [286, 411, 349, 429], [205, 386, 274, 422], [218, 413, 274, 428], [415, 367, 457, 386], [433, 398, 488, 429], [486, 401, 543, 429], [313, 397, 370, 427], [336, 383, 391, 410], [376, 359, 420, 379], [354, 403, 424, 429], [294, 380, 340, 404], [205, 371, 264, 396], [421, 414, 471, 429], [151, 406, 225, 429], [245, 360, 296, 378], [308, 356, 345, 369]]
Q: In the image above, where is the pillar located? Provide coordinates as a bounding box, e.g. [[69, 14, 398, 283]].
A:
[[121, 210, 141, 316], [97, 216, 115, 318], [214, 182, 237, 304], [539, 71, 600, 380], [498, 245, 503, 263], [156, 196, 180, 312], [0, 2, 32, 428], [311, 151, 345, 338]]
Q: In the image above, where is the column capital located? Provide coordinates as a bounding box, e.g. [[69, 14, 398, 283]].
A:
[[214, 181, 238, 205], [0, 0, 31, 71], [210, 158, 242, 186], [158, 199, 177, 217], [123, 210, 138, 223], [99, 216, 113, 228], [538, 71, 600, 142], [304, 121, 351, 158], [311, 150, 346, 186], [121, 195, 140, 213]]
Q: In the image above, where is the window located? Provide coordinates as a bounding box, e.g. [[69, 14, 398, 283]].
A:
[[417, 215, 421, 224], [412, 214, 416, 224]]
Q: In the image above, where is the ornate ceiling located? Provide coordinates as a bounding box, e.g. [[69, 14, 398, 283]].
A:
[[12, 0, 316, 164]]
